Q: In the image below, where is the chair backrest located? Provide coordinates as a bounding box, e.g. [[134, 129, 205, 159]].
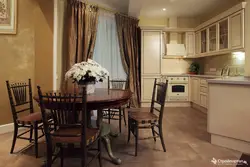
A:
[[108, 76, 128, 90], [37, 86, 88, 147], [150, 79, 168, 123], [6, 79, 34, 122]]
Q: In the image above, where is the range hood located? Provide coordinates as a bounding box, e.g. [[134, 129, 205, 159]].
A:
[[165, 17, 187, 57]]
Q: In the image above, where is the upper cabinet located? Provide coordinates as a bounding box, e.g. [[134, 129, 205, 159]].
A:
[[230, 10, 244, 50], [208, 24, 217, 52], [194, 2, 246, 58], [141, 30, 162, 75], [219, 19, 229, 50], [185, 32, 195, 57], [201, 29, 207, 53]]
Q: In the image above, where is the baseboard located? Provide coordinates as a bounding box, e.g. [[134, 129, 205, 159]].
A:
[[0, 123, 14, 135], [191, 103, 207, 114], [141, 102, 191, 107]]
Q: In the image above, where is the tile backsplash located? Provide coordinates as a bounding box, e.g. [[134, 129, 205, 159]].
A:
[[198, 53, 245, 75]]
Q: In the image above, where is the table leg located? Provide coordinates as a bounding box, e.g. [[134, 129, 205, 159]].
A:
[[102, 135, 121, 165], [97, 109, 122, 165]]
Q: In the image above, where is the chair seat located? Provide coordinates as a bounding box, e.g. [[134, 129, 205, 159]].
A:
[[128, 108, 159, 124], [17, 112, 42, 125], [52, 128, 100, 145]]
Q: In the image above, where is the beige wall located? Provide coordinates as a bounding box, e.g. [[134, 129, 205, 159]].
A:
[[34, 0, 53, 92], [199, 53, 245, 75], [139, 16, 168, 27], [0, 0, 53, 125]]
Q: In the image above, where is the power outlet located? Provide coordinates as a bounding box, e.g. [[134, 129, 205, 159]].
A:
[[209, 68, 217, 72]]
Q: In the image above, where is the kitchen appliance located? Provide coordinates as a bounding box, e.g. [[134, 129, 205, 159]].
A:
[[166, 76, 189, 101]]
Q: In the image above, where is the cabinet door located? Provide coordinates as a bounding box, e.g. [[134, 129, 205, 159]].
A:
[[201, 29, 207, 53], [185, 32, 195, 57], [200, 93, 207, 108], [230, 10, 244, 49], [191, 78, 200, 104], [219, 19, 229, 50], [195, 32, 201, 55], [142, 31, 161, 75], [141, 77, 156, 102], [209, 24, 217, 52]]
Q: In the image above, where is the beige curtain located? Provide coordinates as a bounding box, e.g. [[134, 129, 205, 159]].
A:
[[63, 0, 99, 90], [115, 14, 141, 108]]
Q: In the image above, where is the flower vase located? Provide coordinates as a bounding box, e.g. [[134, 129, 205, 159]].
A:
[[78, 81, 96, 94]]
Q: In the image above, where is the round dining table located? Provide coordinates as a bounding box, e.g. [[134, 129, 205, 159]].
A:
[[34, 88, 132, 165]]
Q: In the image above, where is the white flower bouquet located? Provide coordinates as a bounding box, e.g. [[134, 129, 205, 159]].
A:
[[65, 59, 109, 84]]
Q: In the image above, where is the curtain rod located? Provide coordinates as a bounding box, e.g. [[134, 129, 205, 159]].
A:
[[76, 0, 139, 20]]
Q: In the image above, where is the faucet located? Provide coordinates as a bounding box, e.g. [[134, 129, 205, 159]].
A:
[[221, 65, 229, 76]]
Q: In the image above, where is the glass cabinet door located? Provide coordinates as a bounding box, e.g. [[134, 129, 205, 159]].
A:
[[201, 29, 207, 53], [219, 19, 228, 50], [209, 25, 217, 51]]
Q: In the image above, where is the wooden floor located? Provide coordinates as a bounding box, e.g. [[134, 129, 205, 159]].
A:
[[0, 107, 241, 167]]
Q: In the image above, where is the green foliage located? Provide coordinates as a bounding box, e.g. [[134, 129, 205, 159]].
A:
[[189, 62, 200, 74]]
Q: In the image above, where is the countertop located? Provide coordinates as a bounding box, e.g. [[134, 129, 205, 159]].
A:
[[161, 74, 220, 78], [207, 76, 250, 85]]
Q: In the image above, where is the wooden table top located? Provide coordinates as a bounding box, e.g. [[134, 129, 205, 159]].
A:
[[34, 88, 132, 110]]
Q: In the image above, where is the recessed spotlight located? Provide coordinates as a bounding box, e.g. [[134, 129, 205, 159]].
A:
[[163, 8, 166, 11]]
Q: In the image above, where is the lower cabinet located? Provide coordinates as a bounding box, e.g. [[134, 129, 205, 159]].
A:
[[200, 93, 207, 108], [191, 77, 200, 105], [191, 77, 209, 109]]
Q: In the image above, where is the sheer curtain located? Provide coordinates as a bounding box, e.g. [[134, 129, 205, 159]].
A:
[[93, 10, 126, 88]]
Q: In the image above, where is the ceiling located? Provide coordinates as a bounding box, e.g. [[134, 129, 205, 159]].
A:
[[139, 0, 240, 18], [88, 0, 241, 18]]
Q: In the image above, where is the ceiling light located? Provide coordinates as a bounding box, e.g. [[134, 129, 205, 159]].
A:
[[163, 8, 166, 11]]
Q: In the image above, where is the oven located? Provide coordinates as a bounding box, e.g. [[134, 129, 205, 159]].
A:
[[167, 77, 189, 101]]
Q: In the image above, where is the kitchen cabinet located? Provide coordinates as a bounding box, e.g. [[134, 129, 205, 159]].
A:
[[200, 29, 207, 53], [208, 24, 217, 52], [193, 3, 245, 58], [200, 93, 207, 108], [219, 19, 229, 50], [141, 30, 162, 75], [185, 32, 195, 57], [191, 77, 209, 109], [230, 10, 244, 49], [191, 77, 200, 105], [195, 32, 201, 55], [141, 30, 162, 105]]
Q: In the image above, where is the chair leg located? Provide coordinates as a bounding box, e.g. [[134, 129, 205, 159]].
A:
[[98, 138, 102, 167], [119, 108, 122, 133], [34, 122, 39, 158], [127, 118, 131, 143], [123, 108, 126, 126], [159, 125, 166, 152], [60, 147, 64, 167], [29, 125, 33, 143], [135, 124, 139, 157], [10, 125, 18, 154], [81, 149, 87, 167], [46, 144, 53, 167], [151, 126, 156, 142]]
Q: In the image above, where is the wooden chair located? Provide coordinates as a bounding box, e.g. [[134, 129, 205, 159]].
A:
[[102, 77, 129, 133], [37, 86, 102, 167], [6, 79, 44, 158], [127, 79, 168, 156]]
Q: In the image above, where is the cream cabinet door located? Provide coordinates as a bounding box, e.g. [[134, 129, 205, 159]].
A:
[[200, 93, 207, 108], [230, 10, 244, 49], [141, 77, 156, 102], [191, 77, 200, 105], [186, 32, 195, 57], [141, 31, 161, 75], [195, 32, 201, 55]]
